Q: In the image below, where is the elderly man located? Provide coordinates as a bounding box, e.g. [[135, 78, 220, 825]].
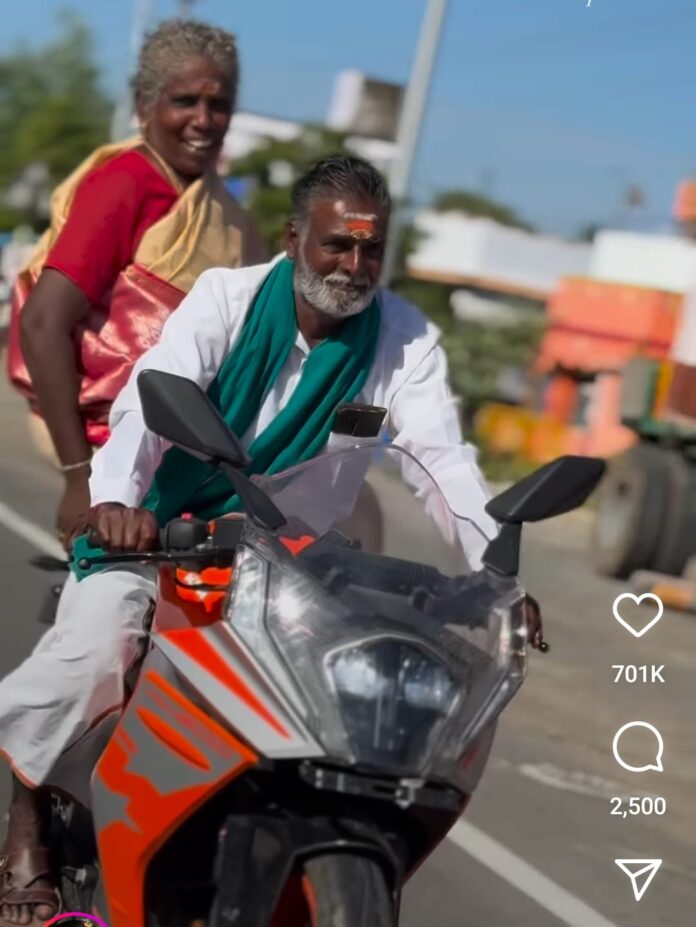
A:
[[0, 154, 542, 923]]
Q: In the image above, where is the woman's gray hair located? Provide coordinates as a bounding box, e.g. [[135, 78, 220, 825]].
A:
[[134, 19, 239, 113]]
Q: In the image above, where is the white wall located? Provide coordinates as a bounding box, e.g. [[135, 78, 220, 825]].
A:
[[223, 112, 304, 161], [590, 230, 696, 294], [223, 111, 399, 176], [407, 212, 591, 297]]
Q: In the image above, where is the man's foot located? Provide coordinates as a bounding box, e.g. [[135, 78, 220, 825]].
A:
[[0, 779, 59, 925]]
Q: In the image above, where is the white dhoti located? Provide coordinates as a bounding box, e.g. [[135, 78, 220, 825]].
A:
[[0, 566, 156, 800]]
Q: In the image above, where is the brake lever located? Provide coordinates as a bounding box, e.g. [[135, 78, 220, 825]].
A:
[[75, 548, 237, 571]]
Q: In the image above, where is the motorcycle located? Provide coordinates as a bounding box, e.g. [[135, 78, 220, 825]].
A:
[[39, 369, 604, 926]]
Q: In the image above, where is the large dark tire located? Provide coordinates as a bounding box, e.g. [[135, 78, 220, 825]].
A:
[[303, 854, 394, 927], [653, 454, 696, 575], [592, 444, 668, 578]]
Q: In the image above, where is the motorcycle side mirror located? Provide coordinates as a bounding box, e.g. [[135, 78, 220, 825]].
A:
[[138, 369, 250, 468], [482, 455, 606, 576], [137, 370, 286, 530]]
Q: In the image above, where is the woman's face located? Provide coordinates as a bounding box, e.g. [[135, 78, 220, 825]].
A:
[[140, 56, 234, 182]]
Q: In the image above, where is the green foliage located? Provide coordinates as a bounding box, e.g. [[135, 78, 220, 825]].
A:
[[441, 314, 545, 422], [0, 10, 110, 229], [476, 449, 539, 484], [230, 126, 356, 253], [433, 189, 534, 232], [575, 222, 603, 242], [392, 278, 452, 329], [394, 276, 546, 440]]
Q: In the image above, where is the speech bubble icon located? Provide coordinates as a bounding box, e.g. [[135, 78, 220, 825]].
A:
[[612, 722, 664, 773]]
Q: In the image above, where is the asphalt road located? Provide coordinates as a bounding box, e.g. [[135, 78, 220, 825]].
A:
[[0, 377, 694, 926]]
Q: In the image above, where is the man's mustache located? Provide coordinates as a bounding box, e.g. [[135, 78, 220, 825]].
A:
[[324, 272, 373, 290]]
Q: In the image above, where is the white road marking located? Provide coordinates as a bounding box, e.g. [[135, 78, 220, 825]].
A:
[[448, 820, 620, 927], [0, 499, 64, 558], [0, 497, 620, 926], [517, 761, 638, 801]]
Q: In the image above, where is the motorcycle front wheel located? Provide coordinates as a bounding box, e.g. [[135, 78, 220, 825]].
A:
[[301, 854, 394, 927]]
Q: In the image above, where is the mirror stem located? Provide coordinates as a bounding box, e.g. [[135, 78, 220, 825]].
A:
[[218, 461, 287, 530], [482, 522, 522, 576]]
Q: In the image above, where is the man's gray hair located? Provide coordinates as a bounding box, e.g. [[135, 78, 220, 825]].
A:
[[134, 19, 239, 113], [291, 155, 391, 226]]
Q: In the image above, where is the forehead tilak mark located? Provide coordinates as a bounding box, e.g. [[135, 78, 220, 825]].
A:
[[344, 212, 379, 240]]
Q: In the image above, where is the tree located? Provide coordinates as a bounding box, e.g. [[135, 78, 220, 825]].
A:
[[230, 127, 357, 253], [0, 11, 111, 229], [575, 222, 603, 242], [440, 312, 546, 423], [432, 189, 534, 232]]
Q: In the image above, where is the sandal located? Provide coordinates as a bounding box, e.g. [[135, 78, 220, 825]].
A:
[[0, 847, 61, 925]]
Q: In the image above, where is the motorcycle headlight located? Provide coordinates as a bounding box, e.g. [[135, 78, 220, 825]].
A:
[[227, 546, 267, 650], [326, 639, 457, 771]]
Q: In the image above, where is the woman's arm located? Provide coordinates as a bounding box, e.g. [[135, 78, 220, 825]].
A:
[[20, 269, 92, 467], [20, 269, 93, 547]]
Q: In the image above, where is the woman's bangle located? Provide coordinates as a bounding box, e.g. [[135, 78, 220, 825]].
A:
[[60, 458, 92, 473]]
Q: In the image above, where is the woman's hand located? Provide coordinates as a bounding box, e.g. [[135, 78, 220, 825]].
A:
[[88, 503, 159, 553]]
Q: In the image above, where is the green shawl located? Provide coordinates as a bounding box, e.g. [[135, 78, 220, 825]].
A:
[[142, 256, 381, 524]]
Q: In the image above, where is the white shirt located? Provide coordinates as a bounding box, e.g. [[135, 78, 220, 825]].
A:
[[89, 259, 498, 567]]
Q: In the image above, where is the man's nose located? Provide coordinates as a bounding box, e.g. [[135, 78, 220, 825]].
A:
[[342, 245, 365, 277]]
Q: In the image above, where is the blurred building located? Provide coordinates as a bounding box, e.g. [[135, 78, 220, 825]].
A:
[[407, 212, 591, 301], [480, 205, 696, 465], [407, 213, 593, 404], [223, 69, 592, 326], [222, 69, 402, 175]]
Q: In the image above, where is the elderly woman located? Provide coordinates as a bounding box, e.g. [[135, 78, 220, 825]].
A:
[[7, 18, 265, 553], [1, 20, 264, 925]]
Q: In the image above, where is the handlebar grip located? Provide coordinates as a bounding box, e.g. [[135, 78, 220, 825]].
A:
[[160, 517, 209, 551]]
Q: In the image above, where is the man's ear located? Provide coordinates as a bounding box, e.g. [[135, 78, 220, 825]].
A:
[[285, 221, 299, 259]]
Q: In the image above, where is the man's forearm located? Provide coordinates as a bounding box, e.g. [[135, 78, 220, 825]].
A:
[[89, 411, 166, 509]]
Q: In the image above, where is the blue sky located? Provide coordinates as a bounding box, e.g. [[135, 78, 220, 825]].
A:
[[3, 0, 696, 237]]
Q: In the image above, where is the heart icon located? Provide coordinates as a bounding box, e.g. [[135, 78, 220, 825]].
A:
[[612, 593, 663, 638]]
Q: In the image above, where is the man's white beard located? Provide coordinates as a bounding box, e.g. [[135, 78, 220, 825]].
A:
[[294, 255, 378, 319]]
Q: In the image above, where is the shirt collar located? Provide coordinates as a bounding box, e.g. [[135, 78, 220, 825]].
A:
[[294, 328, 311, 356]]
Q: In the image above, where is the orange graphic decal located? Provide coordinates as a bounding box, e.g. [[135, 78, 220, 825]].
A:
[[280, 534, 315, 556], [136, 706, 211, 771], [162, 628, 291, 739], [96, 673, 256, 927], [174, 565, 233, 613]]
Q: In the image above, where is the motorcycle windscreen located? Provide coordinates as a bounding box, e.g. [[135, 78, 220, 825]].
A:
[[233, 444, 526, 784], [252, 441, 485, 575]]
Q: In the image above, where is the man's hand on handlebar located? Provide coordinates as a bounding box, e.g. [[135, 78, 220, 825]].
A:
[[524, 593, 548, 653], [88, 503, 159, 553]]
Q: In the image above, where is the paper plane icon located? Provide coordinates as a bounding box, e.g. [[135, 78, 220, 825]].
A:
[[615, 859, 662, 901]]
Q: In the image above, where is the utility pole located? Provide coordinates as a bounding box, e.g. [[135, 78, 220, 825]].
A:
[[381, 0, 450, 286], [110, 0, 155, 141]]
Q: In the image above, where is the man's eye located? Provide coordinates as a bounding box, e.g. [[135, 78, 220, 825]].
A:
[[364, 243, 384, 258], [172, 95, 197, 107], [210, 98, 231, 113]]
